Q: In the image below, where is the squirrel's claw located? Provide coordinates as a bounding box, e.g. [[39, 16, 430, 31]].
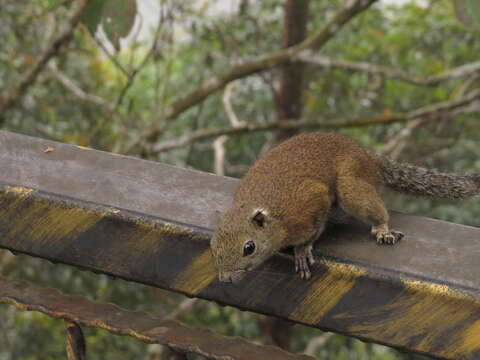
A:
[[371, 224, 404, 245], [375, 229, 404, 245], [294, 243, 315, 280]]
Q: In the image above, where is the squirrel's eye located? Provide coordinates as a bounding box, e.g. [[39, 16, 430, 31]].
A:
[[243, 241, 256, 256], [252, 211, 265, 228]]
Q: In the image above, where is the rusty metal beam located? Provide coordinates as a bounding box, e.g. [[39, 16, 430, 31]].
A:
[[0, 130, 480, 359], [0, 277, 311, 360]]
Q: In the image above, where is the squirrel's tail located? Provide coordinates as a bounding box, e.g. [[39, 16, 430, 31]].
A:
[[380, 157, 480, 200]]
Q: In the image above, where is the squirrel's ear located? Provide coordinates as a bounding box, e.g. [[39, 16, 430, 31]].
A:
[[252, 209, 267, 227]]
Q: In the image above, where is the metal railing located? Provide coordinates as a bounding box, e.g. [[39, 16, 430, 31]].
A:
[[0, 130, 479, 359]]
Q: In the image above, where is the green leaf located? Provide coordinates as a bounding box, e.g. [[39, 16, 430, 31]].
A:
[[102, 0, 138, 51], [80, 0, 105, 35]]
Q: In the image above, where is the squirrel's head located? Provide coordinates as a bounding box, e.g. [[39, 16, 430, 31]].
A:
[[210, 203, 286, 283]]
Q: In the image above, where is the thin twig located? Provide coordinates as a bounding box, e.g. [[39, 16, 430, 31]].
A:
[[222, 82, 243, 127], [126, 0, 379, 152], [152, 90, 480, 153], [213, 82, 243, 176], [93, 36, 130, 77], [0, 0, 90, 124], [213, 135, 229, 176], [115, 4, 164, 110], [127, 12, 144, 70]]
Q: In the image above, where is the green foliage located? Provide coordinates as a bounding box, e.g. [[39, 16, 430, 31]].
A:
[[80, 0, 105, 34], [0, 0, 479, 359], [453, 0, 480, 31], [81, 0, 138, 50]]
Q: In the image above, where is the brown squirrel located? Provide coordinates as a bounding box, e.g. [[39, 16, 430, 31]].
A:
[[210, 133, 480, 282]]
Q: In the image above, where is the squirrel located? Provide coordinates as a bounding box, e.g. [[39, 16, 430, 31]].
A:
[[210, 133, 480, 283]]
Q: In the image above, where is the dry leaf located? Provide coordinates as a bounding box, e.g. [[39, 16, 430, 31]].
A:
[[43, 146, 55, 153]]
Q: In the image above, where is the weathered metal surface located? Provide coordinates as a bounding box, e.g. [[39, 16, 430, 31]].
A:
[[0, 277, 312, 360], [66, 322, 86, 360], [0, 130, 480, 359]]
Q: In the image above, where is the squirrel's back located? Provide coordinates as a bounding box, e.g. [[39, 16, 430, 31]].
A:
[[235, 133, 382, 206], [236, 132, 480, 204]]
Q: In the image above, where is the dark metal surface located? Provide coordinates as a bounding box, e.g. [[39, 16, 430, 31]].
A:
[[0, 277, 312, 360], [0, 130, 236, 230], [0, 130, 480, 359]]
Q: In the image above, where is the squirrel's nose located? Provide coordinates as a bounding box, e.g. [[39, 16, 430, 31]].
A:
[[219, 270, 246, 283], [218, 272, 233, 283]]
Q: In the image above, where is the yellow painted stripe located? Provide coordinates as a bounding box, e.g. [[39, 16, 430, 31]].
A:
[[172, 249, 217, 294], [344, 278, 480, 357], [453, 320, 480, 358], [289, 260, 366, 324], [0, 188, 103, 244]]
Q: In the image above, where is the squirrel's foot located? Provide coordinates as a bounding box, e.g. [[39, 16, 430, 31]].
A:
[[371, 224, 404, 245], [294, 243, 315, 280]]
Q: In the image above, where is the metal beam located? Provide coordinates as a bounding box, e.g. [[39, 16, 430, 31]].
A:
[[0, 130, 480, 359], [66, 322, 86, 360], [0, 277, 312, 360]]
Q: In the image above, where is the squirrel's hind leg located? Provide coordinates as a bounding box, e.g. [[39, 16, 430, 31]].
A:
[[336, 176, 404, 245]]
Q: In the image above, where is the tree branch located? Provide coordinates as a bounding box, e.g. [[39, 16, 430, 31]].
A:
[[126, 0, 379, 152], [213, 135, 228, 176], [297, 53, 480, 86], [378, 75, 480, 158], [212, 83, 242, 176], [152, 90, 480, 153], [222, 83, 243, 127], [48, 61, 114, 111], [379, 118, 427, 158], [0, 0, 90, 124]]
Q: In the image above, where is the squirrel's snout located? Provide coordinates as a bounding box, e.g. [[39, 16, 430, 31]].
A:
[[218, 272, 233, 283], [218, 270, 246, 283]]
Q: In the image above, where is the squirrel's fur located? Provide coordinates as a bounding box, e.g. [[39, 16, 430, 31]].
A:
[[381, 158, 480, 199], [210, 133, 480, 283]]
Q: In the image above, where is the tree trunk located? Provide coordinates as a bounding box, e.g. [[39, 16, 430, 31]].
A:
[[274, 0, 310, 145]]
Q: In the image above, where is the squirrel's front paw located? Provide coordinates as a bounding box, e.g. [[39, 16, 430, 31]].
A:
[[376, 230, 404, 245], [371, 224, 404, 245], [294, 243, 315, 280]]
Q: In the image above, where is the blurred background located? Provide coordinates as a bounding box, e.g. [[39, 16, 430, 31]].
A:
[[0, 0, 479, 359]]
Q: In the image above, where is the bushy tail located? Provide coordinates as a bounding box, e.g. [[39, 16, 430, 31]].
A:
[[380, 157, 480, 200]]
